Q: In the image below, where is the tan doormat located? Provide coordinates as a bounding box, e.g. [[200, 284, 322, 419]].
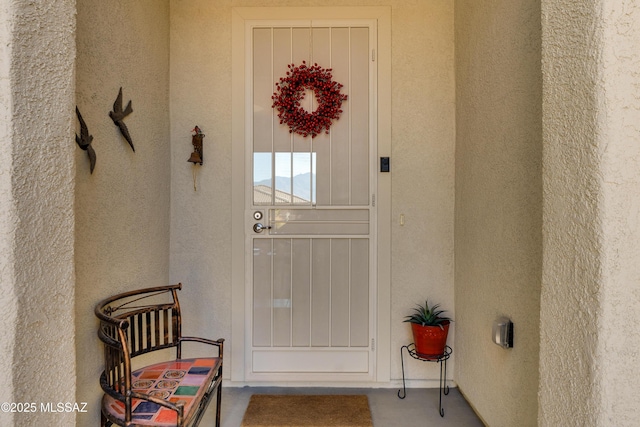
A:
[[241, 394, 373, 427]]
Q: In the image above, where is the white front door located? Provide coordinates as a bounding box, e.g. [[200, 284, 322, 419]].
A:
[[245, 20, 377, 381]]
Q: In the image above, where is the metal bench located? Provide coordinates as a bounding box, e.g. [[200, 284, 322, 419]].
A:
[[95, 284, 224, 426]]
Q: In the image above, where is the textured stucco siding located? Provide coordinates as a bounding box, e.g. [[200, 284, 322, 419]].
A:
[[169, 0, 455, 385], [386, 0, 455, 383], [0, 3, 17, 423], [541, 0, 640, 424], [455, 0, 542, 425], [540, 0, 605, 425], [599, 1, 640, 424], [0, 0, 77, 426], [169, 0, 234, 356], [74, 1, 170, 425]]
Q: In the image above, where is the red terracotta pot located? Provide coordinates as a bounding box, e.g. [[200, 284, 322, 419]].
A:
[[411, 321, 450, 360]]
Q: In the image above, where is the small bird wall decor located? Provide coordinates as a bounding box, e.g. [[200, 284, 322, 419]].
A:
[[109, 87, 135, 152], [75, 107, 96, 174]]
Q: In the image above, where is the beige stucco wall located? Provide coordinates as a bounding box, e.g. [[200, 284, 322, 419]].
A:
[[386, 0, 455, 383], [541, 0, 640, 425], [168, 0, 234, 356], [600, 1, 640, 423], [455, 0, 542, 425], [539, 0, 604, 424], [74, 1, 171, 425], [0, 3, 17, 423], [169, 0, 455, 384], [0, 0, 77, 425]]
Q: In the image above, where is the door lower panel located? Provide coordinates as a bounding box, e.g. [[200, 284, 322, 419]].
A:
[[253, 349, 369, 373]]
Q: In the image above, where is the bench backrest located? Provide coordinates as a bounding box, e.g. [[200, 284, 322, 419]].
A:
[[95, 284, 184, 401]]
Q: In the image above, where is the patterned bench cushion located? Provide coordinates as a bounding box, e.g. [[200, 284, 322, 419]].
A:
[[103, 358, 221, 426]]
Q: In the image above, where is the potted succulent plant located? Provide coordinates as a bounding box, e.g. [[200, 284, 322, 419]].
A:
[[404, 300, 452, 359]]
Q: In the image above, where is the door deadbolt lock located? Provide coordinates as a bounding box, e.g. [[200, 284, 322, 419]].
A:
[[253, 223, 272, 233]]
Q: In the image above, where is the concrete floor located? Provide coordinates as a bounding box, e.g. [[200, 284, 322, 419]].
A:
[[200, 386, 485, 426]]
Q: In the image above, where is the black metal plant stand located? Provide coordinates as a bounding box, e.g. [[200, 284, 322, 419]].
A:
[[397, 344, 452, 417]]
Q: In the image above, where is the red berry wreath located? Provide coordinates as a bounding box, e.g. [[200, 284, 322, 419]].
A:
[[272, 61, 348, 138]]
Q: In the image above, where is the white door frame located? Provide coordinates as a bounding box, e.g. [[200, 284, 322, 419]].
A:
[[231, 6, 391, 385]]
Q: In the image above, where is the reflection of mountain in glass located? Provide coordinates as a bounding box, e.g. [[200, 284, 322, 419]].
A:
[[254, 172, 314, 202]]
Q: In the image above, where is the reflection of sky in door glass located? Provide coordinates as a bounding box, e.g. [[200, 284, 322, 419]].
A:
[[253, 152, 272, 183], [293, 152, 316, 204], [274, 153, 292, 204], [253, 152, 316, 203]]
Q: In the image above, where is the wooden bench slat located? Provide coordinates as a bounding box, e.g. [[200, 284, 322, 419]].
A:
[[154, 309, 160, 348], [146, 311, 152, 351], [163, 309, 169, 346], [129, 314, 137, 354], [137, 313, 143, 354]]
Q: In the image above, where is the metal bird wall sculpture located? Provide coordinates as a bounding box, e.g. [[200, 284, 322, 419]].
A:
[[109, 87, 135, 152], [75, 107, 96, 174]]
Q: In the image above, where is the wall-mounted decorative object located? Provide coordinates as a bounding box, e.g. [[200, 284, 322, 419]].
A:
[[188, 125, 204, 165], [109, 87, 135, 152], [188, 126, 204, 191], [272, 61, 348, 138], [75, 107, 96, 174]]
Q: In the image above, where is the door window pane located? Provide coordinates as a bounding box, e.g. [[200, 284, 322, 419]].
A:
[[253, 152, 272, 205], [293, 152, 316, 205], [274, 152, 292, 204], [254, 152, 316, 205]]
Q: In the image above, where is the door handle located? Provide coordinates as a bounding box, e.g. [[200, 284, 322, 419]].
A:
[[253, 223, 272, 233]]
